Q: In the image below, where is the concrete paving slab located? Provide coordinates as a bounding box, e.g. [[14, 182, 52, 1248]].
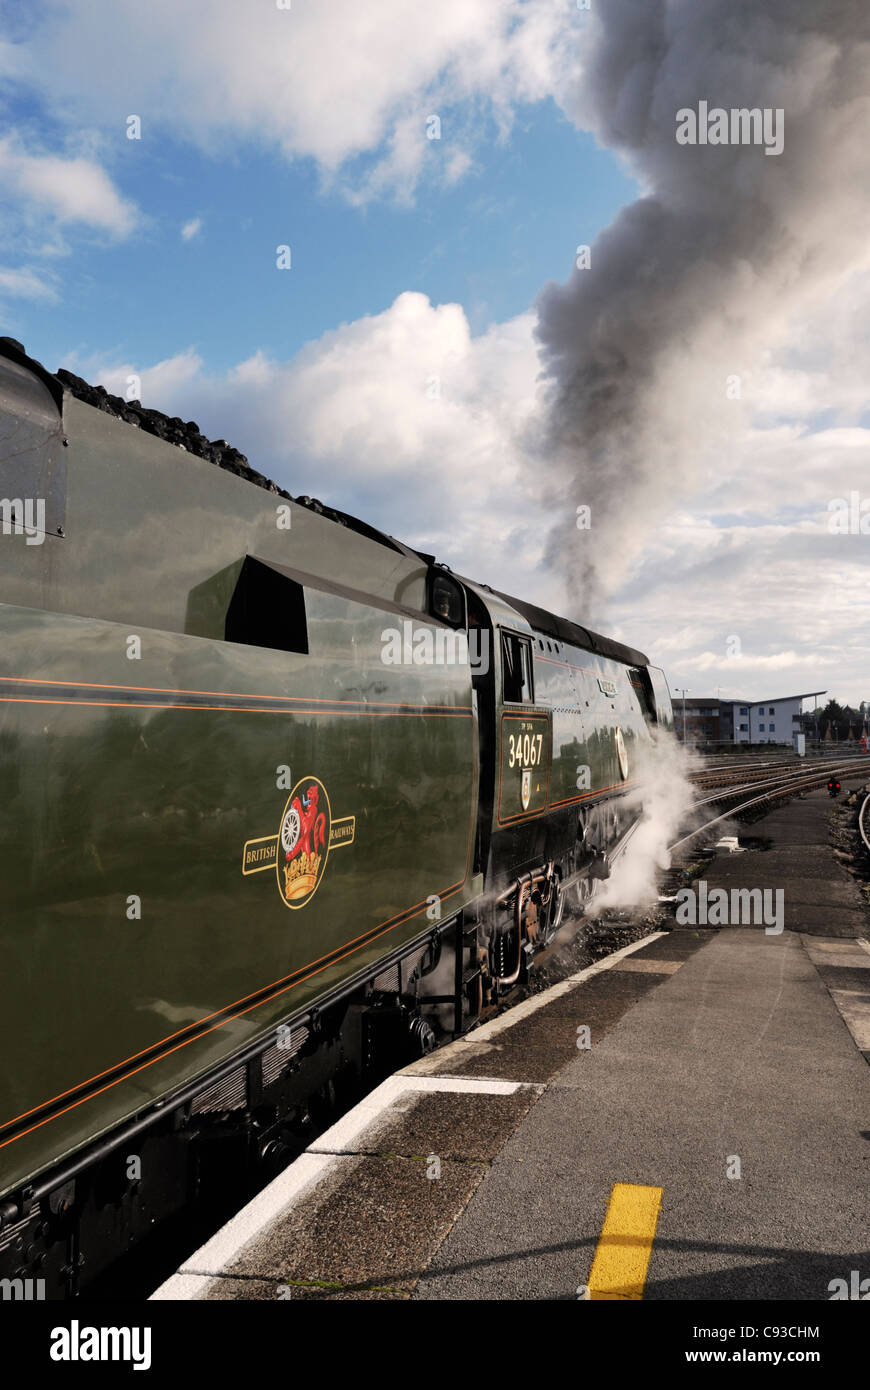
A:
[[612, 958, 683, 973], [802, 939, 870, 968], [221, 1151, 485, 1291], [828, 993, 870, 1051], [799, 935, 870, 1054], [333, 1087, 539, 1164], [152, 931, 709, 1300], [688, 793, 869, 937]]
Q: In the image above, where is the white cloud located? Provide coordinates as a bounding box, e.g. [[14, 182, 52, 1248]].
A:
[[181, 218, 202, 241], [61, 347, 204, 404], [0, 265, 56, 300], [6, 0, 585, 202], [65, 293, 551, 595], [0, 136, 139, 237]]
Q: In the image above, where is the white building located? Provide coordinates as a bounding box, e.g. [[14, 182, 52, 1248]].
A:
[[725, 692, 826, 745]]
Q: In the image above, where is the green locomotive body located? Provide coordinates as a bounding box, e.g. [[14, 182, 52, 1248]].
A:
[[0, 339, 671, 1294]]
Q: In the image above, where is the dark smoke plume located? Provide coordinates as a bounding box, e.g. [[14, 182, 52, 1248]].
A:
[[535, 0, 870, 623]]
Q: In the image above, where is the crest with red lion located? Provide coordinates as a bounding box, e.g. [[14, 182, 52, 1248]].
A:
[[277, 777, 331, 908]]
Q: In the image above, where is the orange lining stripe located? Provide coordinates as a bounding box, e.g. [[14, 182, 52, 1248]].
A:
[[0, 697, 469, 717], [549, 778, 637, 809], [0, 675, 471, 713]]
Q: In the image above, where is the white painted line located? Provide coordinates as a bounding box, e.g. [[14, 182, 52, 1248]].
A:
[[150, 1272, 215, 1301], [565, 932, 668, 984], [399, 1075, 528, 1094], [408, 1074, 545, 1090], [307, 1074, 526, 1155]]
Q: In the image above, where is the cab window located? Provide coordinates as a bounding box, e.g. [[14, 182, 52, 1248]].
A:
[[502, 632, 534, 703]]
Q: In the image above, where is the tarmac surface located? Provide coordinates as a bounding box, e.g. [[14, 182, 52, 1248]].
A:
[[152, 788, 870, 1301]]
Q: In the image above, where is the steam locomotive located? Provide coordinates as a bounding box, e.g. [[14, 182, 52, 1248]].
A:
[[0, 337, 672, 1295]]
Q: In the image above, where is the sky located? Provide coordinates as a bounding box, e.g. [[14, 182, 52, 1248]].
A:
[[1, 0, 869, 708]]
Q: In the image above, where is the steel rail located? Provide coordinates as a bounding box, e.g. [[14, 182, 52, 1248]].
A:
[[670, 759, 870, 855]]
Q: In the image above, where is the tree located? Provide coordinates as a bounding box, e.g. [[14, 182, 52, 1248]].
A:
[[819, 698, 861, 741]]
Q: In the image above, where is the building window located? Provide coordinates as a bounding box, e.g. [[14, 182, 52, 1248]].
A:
[[739, 707, 748, 715], [768, 706, 775, 714], [758, 707, 765, 715], [739, 723, 748, 731], [768, 723, 775, 732], [759, 723, 765, 732]]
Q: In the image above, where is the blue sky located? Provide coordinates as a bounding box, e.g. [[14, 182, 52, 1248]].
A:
[[1, 1, 869, 707], [9, 106, 636, 377]]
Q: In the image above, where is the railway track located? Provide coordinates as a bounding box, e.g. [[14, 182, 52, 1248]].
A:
[[688, 752, 868, 789], [673, 754, 870, 854]]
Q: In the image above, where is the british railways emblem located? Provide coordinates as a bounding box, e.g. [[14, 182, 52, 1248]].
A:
[[242, 776, 355, 911]]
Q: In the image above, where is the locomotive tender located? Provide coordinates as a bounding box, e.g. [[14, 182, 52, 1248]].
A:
[[0, 338, 672, 1295]]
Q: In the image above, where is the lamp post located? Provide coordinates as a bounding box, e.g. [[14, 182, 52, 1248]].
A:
[[675, 687, 690, 744]]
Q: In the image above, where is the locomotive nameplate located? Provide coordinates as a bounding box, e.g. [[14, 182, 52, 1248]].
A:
[[497, 712, 551, 824]]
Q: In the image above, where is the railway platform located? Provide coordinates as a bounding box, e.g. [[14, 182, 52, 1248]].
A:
[[152, 787, 870, 1301]]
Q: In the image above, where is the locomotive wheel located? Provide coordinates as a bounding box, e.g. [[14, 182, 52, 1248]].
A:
[[549, 876, 565, 934], [574, 875, 596, 912]]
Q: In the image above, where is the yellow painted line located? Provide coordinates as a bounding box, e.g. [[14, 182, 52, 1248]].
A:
[[587, 1182, 663, 1300]]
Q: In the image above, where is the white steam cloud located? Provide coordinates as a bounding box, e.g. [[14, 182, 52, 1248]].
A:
[[593, 729, 699, 911]]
